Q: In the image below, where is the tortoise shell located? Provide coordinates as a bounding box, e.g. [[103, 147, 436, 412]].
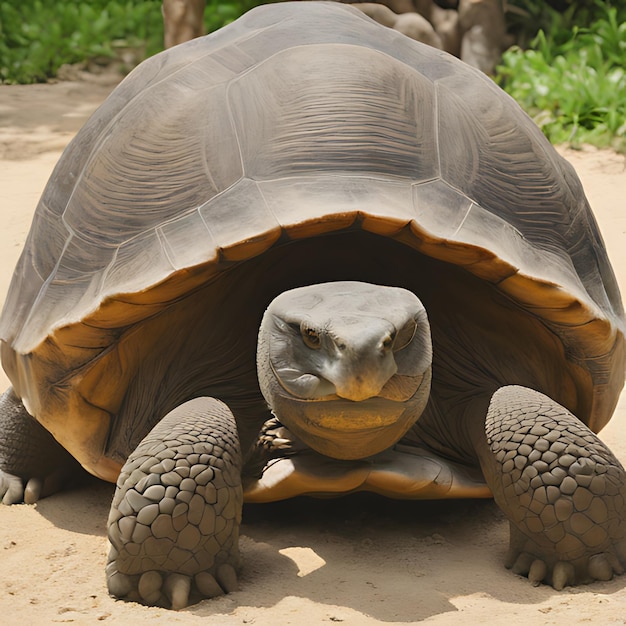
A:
[[0, 2, 623, 483]]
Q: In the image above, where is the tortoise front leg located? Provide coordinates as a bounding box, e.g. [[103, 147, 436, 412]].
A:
[[0, 388, 80, 504], [475, 385, 626, 589], [106, 397, 242, 609]]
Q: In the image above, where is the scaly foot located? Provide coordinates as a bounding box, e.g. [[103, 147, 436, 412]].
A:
[[478, 386, 626, 589], [106, 397, 243, 608]]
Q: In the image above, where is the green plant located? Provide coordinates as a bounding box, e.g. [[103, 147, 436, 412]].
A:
[[204, 0, 259, 32], [0, 0, 262, 84], [505, 0, 624, 44], [0, 1, 164, 84], [497, 2, 626, 151]]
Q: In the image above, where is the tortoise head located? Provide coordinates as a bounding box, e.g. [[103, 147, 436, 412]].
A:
[[257, 281, 432, 459]]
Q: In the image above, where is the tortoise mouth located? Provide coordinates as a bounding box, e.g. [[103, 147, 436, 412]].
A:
[[278, 396, 419, 460], [271, 368, 431, 460], [290, 396, 405, 432]]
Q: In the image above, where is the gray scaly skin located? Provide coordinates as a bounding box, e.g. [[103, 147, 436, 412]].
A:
[[106, 397, 242, 608], [476, 386, 626, 588], [0, 388, 80, 504]]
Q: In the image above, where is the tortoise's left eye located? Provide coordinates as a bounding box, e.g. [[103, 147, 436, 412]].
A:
[[382, 332, 395, 351], [301, 324, 321, 349]]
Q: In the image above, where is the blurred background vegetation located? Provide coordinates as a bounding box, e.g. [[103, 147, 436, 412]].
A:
[[501, 0, 625, 151], [0, 0, 624, 151]]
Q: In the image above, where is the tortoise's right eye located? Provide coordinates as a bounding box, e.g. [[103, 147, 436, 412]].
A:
[[301, 324, 321, 349]]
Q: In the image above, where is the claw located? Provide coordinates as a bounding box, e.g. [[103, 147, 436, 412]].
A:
[[1, 472, 25, 505], [552, 561, 575, 591], [164, 573, 191, 609], [511, 552, 534, 576], [258, 418, 302, 454], [528, 559, 547, 586], [272, 438, 292, 448], [139, 571, 163, 605], [24, 477, 43, 504], [268, 427, 291, 440], [194, 572, 224, 598], [588, 554, 614, 582], [216, 563, 238, 593], [106, 562, 133, 598], [607, 552, 624, 576]]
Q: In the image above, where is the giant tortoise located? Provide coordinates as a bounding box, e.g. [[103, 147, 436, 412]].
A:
[[1, 1, 625, 610]]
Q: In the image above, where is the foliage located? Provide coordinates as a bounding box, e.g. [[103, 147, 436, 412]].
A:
[[0, 0, 258, 84], [504, 0, 619, 46], [497, 2, 626, 151], [204, 0, 259, 33], [0, 0, 164, 83]]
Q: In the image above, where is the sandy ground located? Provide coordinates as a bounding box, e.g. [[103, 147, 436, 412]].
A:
[[0, 77, 625, 626]]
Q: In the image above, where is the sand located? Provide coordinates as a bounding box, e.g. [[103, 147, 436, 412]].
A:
[[0, 77, 625, 626]]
